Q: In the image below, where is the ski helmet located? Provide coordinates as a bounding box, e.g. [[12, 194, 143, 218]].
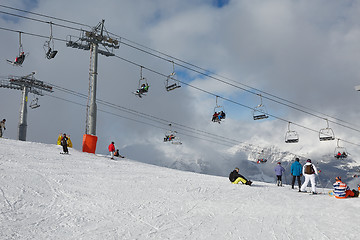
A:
[[335, 176, 341, 181], [306, 159, 311, 163]]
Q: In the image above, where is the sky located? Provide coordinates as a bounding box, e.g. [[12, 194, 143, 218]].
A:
[[1, 138, 360, 239], [1, 0, 360, 179]]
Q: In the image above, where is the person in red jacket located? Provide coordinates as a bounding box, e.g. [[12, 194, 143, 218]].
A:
[[108, 142, 115, 159]]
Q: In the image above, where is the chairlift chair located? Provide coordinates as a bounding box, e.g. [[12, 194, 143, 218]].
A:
[[319, 119, 335, 141], [256, 150, 267, 164], [44, 22, 58, 59], [253, 94, 269, 120], [212, 96, 226, 123], [165, 61, 181, 91], [29, 97, 40, 109], [7, 32, 27, 66], [285, 122, 299, 143], [133, 67, 149, 98], [164, 123, 182, 144], [334, 139, 348, 159], [164, 124, 176, 142]]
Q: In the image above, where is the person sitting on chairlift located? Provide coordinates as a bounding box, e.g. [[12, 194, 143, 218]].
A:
[[219, 111, 226, 120], [164, 134, 175, 142], [212, 112, 219, 122], [15, 52, 25, 65], [137, 83, 149, 94], [46, 48, 58, 59]]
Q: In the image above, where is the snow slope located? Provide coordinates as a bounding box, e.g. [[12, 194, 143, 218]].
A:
[[0, 138, 359, 240]]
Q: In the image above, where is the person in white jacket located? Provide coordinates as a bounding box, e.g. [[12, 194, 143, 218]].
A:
[[300, 159, 318, 193]]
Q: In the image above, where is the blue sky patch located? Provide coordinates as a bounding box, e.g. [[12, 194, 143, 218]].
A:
[[212, 0, 230, 8]]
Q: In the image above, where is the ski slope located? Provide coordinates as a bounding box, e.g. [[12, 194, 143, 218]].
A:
[[0, 138, 359, 239]]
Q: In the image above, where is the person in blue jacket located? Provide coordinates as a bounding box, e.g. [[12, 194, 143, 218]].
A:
[[291, 158, 302, 191], [274, 162, 285, 186]]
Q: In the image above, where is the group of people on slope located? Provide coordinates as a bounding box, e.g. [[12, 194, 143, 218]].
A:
[[229, 158, 359, 199], [108, 141, 124, 159], [273, 158, 319, 193]]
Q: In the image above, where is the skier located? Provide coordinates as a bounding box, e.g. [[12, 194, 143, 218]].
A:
[[60, 133, 69, 154], [108, 141, 115, 159], [229, 167, 252, 185], [274, 162, 285, 186], [333, 176, 359, 199], [300, 159, 318, 193], [0, 119, 6, 138], [291, 158, 302, 191]]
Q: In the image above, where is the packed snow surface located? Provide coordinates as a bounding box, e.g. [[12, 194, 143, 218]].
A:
[[0, 138, 359, 239]]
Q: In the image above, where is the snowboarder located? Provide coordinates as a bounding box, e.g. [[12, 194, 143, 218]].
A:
[[333, 176, 359, 199], [60, 133, 69, 154], [229, 167, 252, 185], [114, 149, 124, 158], [274, 162, 285, 186], [0, 119, 6, 138], [108, 141, 115, 159], [300, 159, 318, 193], [291, 158, 302, 191]]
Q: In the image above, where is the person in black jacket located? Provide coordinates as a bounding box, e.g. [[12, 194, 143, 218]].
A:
[[60, 133, 69, 154], [229, 168, 252, 185]]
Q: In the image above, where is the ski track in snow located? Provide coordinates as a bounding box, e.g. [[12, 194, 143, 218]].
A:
[[0, 138, 359, 239]]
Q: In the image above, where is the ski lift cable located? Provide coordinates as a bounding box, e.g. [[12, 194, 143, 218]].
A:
[[0, 16, 359, 133], [1, 31, 360, 147], [113, 55, 360, 147], [0, 9, 87, 32], [111, 37, 360, 131], [1, 6, 359, 132], [113, 40, 360, 133], [0, 4, 92, 28], [113, 39, 360, 130], [48, 85, 240, 147], [48, 80, 360, 149], [46, 83, 266, 148], [45, 94, 236, 148], [0, 26, 67, 43], [41, 93, 350, 166]]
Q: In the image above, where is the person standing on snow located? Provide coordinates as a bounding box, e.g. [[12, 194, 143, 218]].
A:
[[229, 167, 252, 185], [300, 159, 318, 193], [332, 176, 359, 199], [108, 142, 115, 159], [60, 133, 69, 154], [274, 162, 285, 186], [0, 119, 6, 138], [291, 158, 302, 191]]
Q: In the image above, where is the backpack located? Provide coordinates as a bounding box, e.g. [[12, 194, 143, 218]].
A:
[[304, 164, 315, 174]]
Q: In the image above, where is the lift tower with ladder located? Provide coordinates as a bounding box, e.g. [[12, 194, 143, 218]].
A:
[[66, 19, 119, 153]]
